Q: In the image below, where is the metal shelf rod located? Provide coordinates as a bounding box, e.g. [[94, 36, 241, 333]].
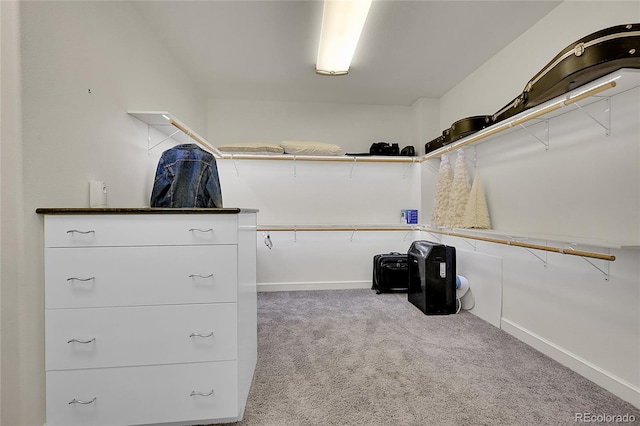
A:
[[423, 228, 616, 262], [255, 224, 616, 261]]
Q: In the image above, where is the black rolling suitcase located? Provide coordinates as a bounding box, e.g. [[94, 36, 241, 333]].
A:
[[408, 241, 456, 315], [372, 253, 409, 294]]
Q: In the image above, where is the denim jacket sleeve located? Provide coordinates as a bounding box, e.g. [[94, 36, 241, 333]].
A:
[[150, 155, 172, 207], [205, 161, 224, 208]]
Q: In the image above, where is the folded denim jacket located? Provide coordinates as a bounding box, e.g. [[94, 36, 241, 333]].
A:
[[150, 144, 223, 208]]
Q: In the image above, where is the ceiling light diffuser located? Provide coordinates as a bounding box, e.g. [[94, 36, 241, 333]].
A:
[[316, 0, 372, 76]]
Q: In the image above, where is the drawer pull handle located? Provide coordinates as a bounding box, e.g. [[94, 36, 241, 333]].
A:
[[69, 397, 97, 405], [66, 229, 95, 235], [189, 332, 214, 338], [66, 277, 95, 283], [189, 273, 214, 279], [190, 390, 214, 397], [67, 338, 96, 344], [189, 228, 214, 233]]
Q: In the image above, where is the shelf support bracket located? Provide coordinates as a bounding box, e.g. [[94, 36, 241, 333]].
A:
[[231, 154, 240, 176], [572, 97, 611, 135], [426, 232, 443, 243], [402, 159, 415, 180], [518, 120, 549, 150], [580, 254, 610, 281], [424, 158, 440, 174], [293, 155, 297, 178], [563, 243, 610, 281], [510, 237, 547, 267], [147, 125, 151, 155], [350, 157, 357, 179], [461, 237, 477, 251], [524, 245, 548, 267], [147, 126, 182, 152], [350, 227, 357, 242], [525, 248, 548, 267]]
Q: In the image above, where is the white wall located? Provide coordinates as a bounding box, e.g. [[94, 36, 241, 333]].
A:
[[474, 85, 638, 243], [1, 2, 23, 425], [207, 87, 440, 292], [217, 158, 422, 289], [412, 96, 440, 155], [21, 1, 207, 209], [435, 0, 640, 407], [219, 160, 421, 225], [208, 96, 442, 156], [257, 230, 422, 291], [13, 2, 207, 424], [208, 98, 416, 154], [208, 96, 430, 291]]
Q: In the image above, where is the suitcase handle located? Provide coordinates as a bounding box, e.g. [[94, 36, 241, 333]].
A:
[[384, 265, 407, 270]]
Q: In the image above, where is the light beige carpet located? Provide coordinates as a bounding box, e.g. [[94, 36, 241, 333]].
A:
[[229, 289, 639, 426]]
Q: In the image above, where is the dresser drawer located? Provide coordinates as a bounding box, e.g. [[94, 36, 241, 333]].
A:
[[46, 361, 239, 426], [46, 303, 237, 371], [45, 245, 237, 308], [44, 214, 238, 247]]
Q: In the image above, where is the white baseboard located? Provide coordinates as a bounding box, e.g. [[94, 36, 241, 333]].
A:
[[501, 318, 640, 409], [257, 280, 371, 292]]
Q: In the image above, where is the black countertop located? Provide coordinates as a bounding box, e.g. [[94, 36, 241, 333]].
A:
[[36, 207, 258, 215]]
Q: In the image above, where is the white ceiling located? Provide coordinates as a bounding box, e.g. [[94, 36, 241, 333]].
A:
[[131, 0, 561, 106]]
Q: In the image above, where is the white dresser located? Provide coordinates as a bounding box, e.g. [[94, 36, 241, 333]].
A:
[[37, 208, 258, 426]]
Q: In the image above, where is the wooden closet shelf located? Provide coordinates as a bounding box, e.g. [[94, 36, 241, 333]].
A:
[[128, 111, 224, 157], [421, 68, 639, 161], [221, 154, 417, 163], [128, 69, 639, 165]]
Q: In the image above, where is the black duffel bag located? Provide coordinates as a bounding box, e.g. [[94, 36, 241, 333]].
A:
[[369, 142, 399, 156]]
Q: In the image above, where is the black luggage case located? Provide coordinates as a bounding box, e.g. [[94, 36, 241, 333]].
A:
[[425, 116, 493, 155], [408, 241, 456, 315], [493, 23, 640, 124], [372, 252, 409, 294]]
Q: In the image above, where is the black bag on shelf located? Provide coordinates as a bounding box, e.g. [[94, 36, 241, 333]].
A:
[[369, 142, 400, 156], [372, 252, 409, 294], [400, 145, 416, 156]]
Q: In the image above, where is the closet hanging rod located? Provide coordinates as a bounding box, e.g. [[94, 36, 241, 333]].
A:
[[257, 225, 419, 232], [423, 228, 616, 261], [257, 225, 616, 262], [256, 225, 615, 260], [169, 119, 224, 157], [219, 154, 416, 164]]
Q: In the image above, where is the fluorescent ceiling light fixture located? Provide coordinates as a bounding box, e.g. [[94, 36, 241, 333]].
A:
[[316, 0, 372, 76]]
